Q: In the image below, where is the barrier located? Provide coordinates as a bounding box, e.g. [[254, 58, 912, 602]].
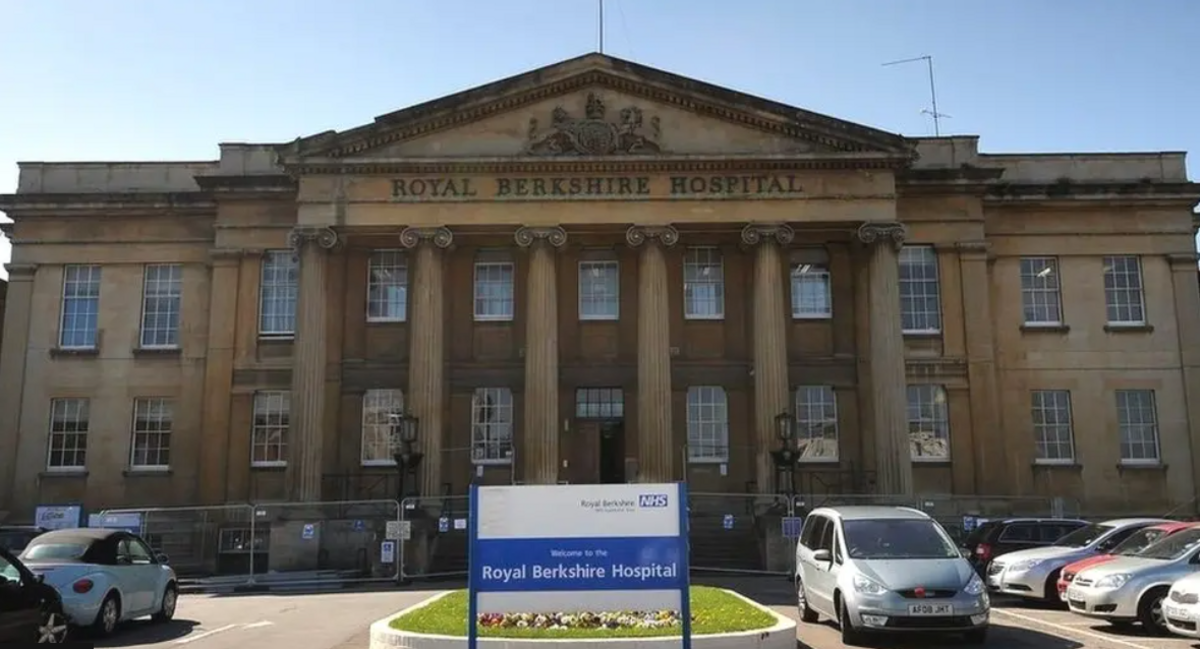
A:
[[399, 494, 470, 581], [94, 504, 256, 579], [687, 492, 796, 576]]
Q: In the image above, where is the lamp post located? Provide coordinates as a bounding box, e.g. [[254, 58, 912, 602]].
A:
[[769, 411, 798, 499], [389, 411, 424, 503]]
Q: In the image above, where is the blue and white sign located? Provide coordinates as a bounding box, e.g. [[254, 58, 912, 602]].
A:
[[781, 516, 804, 539], [722, 514, 734, 530], [88, 513, 142, 533], [302, 523, 315, 540], [467, 483, 691, 649], [35, 505, 83, 530]]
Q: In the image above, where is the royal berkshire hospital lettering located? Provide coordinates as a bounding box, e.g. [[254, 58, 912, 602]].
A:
[[480, 561, 679, 584], [389, 174, 803, 200]]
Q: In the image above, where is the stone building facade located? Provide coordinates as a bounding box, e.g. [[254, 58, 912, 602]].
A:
[[1, 54, 1199, 520]]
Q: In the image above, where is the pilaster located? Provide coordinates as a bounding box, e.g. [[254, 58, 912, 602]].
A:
[[199, 249, 244, 504], [0, 263, 37, 511], [1166, 252, 1200, 507], [957, 241, 1004, 494]]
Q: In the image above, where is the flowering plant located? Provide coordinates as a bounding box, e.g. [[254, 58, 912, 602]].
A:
[[477, 610, 693, 630]]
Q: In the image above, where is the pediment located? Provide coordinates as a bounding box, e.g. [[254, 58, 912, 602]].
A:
[[282, 54, 914, 164]]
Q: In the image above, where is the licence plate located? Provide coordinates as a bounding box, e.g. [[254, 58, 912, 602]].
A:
[[1066, 587, 1083, 601], [1166, 604, 1190, 621], [908, 603, 953, 616]]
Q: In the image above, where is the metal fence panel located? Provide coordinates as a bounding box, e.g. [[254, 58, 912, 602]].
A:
[[687, 492, 795, 576], [97, 504, 256, 584], [399, 494, 470, 580]]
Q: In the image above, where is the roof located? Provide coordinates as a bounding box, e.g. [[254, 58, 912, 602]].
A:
[[28, 528, 121, 544], [1100, 518, 1172, 527], [812, 506, 930, 521], [981, 518, 1087, 525]]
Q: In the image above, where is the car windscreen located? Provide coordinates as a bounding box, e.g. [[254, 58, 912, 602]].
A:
[[1139, 528, 1200, 561], [1054, 523, 1113, 548], [20, 542, 89, 562], [842, 519, 960, 560], [1113, 527, 1169, 556]]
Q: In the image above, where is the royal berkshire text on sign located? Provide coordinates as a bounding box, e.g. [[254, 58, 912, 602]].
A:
[[390, 174, 804, 201]]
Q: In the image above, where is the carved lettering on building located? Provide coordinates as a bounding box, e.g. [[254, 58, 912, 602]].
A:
[[389, 174, 804, 202]]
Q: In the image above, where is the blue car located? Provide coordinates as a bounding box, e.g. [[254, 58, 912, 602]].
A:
[[19, 528, 177, 637]]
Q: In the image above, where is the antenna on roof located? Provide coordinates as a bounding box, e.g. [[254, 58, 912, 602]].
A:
[[598, 0, 605, 53], [882, 55, 950, 136]]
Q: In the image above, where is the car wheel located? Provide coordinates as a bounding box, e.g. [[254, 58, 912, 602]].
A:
[[796, 577, 818, 623], [964, 626, 988, 644], [90, 593, 120, 637], [1138, 587, 1169, 635], [152, 584, 177, 623], [1043, 570, 1065, 607], [838, 600, 865, 646], [37, 602, 69, 643]]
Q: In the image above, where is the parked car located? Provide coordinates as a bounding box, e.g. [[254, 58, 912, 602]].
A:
[[0, 526, 48, 553], [1058, 522, 1197, 600], [1065, 525, 1200, 634], [1163, 569, 1200, 638], [795, 506, 989, 645], [960, 518, 1089, 575], [985, 518, 1170, 602], [19, 528, 178, 637], [0, 546, 70, 643]]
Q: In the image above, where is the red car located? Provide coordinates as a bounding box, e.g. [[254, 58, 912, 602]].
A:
[[1057, 521, 1196, 598]]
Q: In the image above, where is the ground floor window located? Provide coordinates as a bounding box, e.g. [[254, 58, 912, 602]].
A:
[[907, 384, 949, 461], [795, 386, 838, 462], [686, 386, 728, 462], [472, 387, 514, 463]]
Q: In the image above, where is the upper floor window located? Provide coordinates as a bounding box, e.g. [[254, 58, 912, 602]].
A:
[[1031, 390, 1074, 464], [1103, 256, 1146, 325], [259, 251, 298, 336], [899, 246, 941, 334], [361, 389, 404, 466], [791, 263, 832, 319], [1116, 389, 1159, 465], [907, 384, 949, 461], [579, 259, 619, 320], [686, 386, 728, 462], [474, 259, 515, 322], [683, 247, 724, 319], [47, 398, 89, 471], [795, 386, 838, 462], [472, 387, 514, 463], [140, 264, 183, 348], [367, 250, 408, 322], [60, 265, 101, 349], [251, 391, 290, 467], [130, 397, 173, 470], [1019, 257, 1063, 326]]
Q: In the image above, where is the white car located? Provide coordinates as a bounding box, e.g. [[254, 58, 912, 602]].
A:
[[1164, 571, 1200, 638]]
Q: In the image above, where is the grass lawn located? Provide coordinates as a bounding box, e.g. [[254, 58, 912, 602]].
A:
[[389, 586, 777, 639]]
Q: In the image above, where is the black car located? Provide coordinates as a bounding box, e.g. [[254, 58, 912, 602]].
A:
[[961, 517, 1089, 575], [0, 525, 48, 553], [0, 546, 70, 643]]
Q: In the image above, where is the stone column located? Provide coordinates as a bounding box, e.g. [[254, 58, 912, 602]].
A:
[[400, 226, 454, 498], [742, 224, 795, 494], [515, 226, 568, 484], [287, 227, 339, 502], [856, 221, 913, 496], [626, 225, 679, 482]]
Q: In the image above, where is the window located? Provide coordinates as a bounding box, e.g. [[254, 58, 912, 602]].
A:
[[367, 250, 408, 322], [59, 265, 101, 349], [474, 261, 515, 321], [1116, 389, 1159, 464], [1019, 257, 1063, 325], [361, 389, 404, 466], [139, 264, 183, 348], [472, 387, 513, 463], [1031, 390, 1074, 464], [259, 251, 298, 336], [251, 391, 289, 467], [47, 398, 89, 470], [1103, 256, 1146, 325], [579, 260, 619, 320], [130, 398, 173, 470], [683, 247, 724, 319], [907, 384, 949, 461], [899, 246, 941, 333], [686, 386, 728, 462], [795, 386, 838, 462], [791, 264, 832, 319], [575, 388, 624, 419], [800, 514, 828, 550]]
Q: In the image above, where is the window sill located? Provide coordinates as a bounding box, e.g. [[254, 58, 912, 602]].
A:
[[1117, 462, 1167, 472], [792, 314, 833, 321], [579, 316, 620, 323], [49, 347, 99, 358], [257, 335, 295, 343], [40, 470, 87, 479], [366, 319, 407, 326], [1105, 323, 1154, 333], [1020, 324, 1070, 334], [684, 316, 725, 322], [472, 461, 513, 467], [902, 331, 942, 340], [124, 468, 173, 477], [911, 459, 951, 466], [251, 464, 287, 471], [132, 347, 181, 358], [1031, 461, 1082, 471]]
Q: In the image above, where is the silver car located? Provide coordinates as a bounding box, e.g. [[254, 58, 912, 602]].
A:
[[1066, 526, 1200, 634], [795, 506, 989, 645], [986, 518, 1168, 602]]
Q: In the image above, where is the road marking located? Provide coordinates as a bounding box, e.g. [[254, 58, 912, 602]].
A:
[[992, 608, 1156, 649], [174, 624, 237, 645], [242, 621, 274, 629]]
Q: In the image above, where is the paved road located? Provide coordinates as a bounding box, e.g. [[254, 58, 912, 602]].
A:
[[89, 578, 1200, 649]]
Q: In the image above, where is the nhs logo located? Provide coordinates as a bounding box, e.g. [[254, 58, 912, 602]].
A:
[[638, 493, 670, 508]]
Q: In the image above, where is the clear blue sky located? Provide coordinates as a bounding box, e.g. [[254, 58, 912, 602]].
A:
[[1, 0, 1197, 279]]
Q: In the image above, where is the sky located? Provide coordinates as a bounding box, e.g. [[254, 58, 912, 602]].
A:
[[1, 0, 1197, 280]]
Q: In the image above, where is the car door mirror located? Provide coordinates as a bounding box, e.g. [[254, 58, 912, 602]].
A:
[[156, 553, 170, 564], [812, 549, 832, 563]]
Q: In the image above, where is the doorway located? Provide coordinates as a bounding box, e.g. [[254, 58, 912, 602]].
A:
[[574, 387, 626, 484], [599, 421, 625, 484]]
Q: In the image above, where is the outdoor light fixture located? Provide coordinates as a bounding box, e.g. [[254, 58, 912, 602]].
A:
[[389, 411, 424, 501], [770, 411, 799, 499]]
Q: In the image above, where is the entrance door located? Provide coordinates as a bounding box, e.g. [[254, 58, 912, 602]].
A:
[[599, 422, 625, 484]]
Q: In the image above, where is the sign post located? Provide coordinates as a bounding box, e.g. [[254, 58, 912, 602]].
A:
[[467, 482, 691, 648]]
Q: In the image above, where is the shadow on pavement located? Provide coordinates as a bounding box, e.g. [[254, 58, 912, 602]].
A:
[[93, 619, 199, 647], [795, 619, 1084, 649]]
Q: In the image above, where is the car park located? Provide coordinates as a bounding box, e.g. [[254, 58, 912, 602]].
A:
[[985, 517, 1169, 602], [0, 546, 70, 643], [20, 527, 178, 637], [960, 518, 1089, 576], [1064, 525, 1200, 634], [1058, 521, 1196, 600], [795, 506, 989, 645]]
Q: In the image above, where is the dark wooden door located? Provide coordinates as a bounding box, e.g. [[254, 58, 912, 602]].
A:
[[566, 421, 600, 484]]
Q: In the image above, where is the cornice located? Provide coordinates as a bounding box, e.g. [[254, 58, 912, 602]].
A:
[[0, 192, 216, 216], [193, 174, 297, 195], [984, 181, 1200, 206]]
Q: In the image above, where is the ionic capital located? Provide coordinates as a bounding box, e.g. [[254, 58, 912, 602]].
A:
[[855, 221, 907, 250], [514, 226, 567, 248], [287, 226, 339, 251], [625, 225, 679, 248], [399, 226, 453, 249], [740, 223, 795, 247]]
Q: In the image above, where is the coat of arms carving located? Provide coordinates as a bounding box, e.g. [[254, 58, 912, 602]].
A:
[[525, 92, 662, 156]]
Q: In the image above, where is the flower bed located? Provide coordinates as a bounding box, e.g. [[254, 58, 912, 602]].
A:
[[390, 586, 777, 639]]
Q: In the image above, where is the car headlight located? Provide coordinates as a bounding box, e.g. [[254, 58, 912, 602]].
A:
[[1009, 559, 1044, 572], [964, 573, 985, 596], [852, 574, 887, 595], [1094, 573, 1132, 589]]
